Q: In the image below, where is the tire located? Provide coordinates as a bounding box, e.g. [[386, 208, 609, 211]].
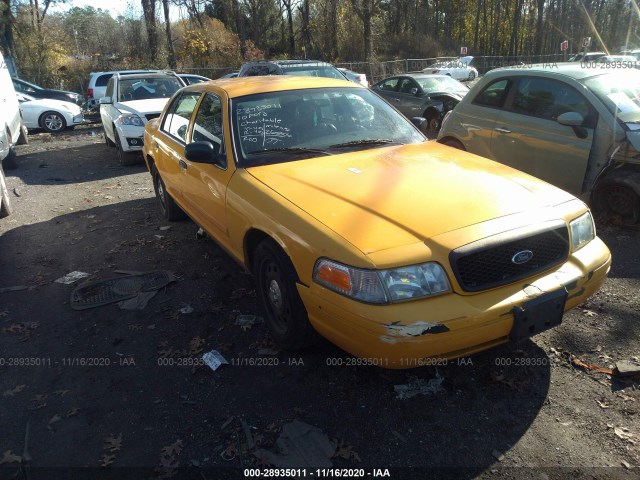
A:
[[596, 183, 639, 224], [422, 110, 440, 136], [40, 111, 67, 133], [17, 123, 28, 145], [104, 126, 115, 147], [468, 70, 477, 81], [114, 128, 139, 166], [253, 239, 317, 350], [3, 146, 17, 171], [0, 165, 11, 218], [441, 138, 465, 150], [152, 167, 186, 221]]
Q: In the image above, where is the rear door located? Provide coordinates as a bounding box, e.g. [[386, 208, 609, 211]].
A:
[[490, 76, 596, 195]]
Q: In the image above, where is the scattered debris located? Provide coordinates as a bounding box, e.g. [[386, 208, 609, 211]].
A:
[[47, 414, 62, 431], [254, 420, 335, 468], [492, 449, 505, 461], [241, 418, 255, 450], [391, 430, 407, 443], [621, 460, 632, 469], [615, 360, 640, 378], [0, 285, 28, 294], [332, 438, 361, 462], [179, 305, 194, 314], [3, 385, 26, 397], [202, 350, 228, 371], [612, 426, 635, 444], [100, 433, 123, 467], [0, 450, 22, 465], [155, 439, 183, 479], [13, 187, 20, 197], [55, 271, 91, 285], [570, 356, 613, 375], [66, 407, 80, 417], [596, 399, 610, 409], [196, 227, 206, 239], [159, 226, 172, 231], [235, 314, 264, 330], [394, 372, 443, 399]]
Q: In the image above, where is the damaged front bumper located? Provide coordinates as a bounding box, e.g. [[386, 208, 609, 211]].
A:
[[298, 237, 611, 369]]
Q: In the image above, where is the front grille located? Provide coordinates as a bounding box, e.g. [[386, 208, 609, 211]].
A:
[[450, 222, 569, 292], [145, 113, 161, 122]]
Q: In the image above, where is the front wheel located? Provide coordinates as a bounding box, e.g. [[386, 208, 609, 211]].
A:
[[422, 111, 440, 136], [152, 167, 186, 221], [40, 111, 67, 133], [254, 239, 317, 350], [596, 183, 639, 224], [114, 128, 139, 166], [17, 123, 28, 145], [468, 70, 477, 81]]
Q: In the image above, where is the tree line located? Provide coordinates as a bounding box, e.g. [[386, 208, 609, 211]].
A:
[[0, 0, 637, 92]]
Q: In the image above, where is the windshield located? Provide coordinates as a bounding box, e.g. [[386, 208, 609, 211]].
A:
[[232, 87, 424, 167], [282, 66, 345, 80], [117, 76, 183, 101], [415, 76, 468, 94], [583, 70, 640, 123]]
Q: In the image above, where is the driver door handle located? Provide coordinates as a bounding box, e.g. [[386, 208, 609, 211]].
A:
[[495, 127, 511, 133]]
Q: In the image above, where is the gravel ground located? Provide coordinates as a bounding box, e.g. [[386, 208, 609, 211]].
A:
[[0, 125, 638, 480]]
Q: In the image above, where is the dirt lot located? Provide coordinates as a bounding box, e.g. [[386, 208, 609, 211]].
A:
[[0, 125, 639, 480]]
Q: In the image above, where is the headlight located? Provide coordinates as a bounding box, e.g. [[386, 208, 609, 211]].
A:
[[118, 114, 144, 127], [570, 211, 595, 251], [313, 259, 451, 304]]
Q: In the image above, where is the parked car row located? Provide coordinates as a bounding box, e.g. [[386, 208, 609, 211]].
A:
[[138, 73, 610, 368]]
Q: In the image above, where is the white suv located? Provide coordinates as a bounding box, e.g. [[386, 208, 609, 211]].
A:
[[87, 69, 154, 108], [100, 71, 185, 165]]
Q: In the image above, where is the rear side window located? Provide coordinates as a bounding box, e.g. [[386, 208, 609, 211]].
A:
[[96, 74, 112, 87], [161, 91, 202, 142], [473, 79, 511, 108]]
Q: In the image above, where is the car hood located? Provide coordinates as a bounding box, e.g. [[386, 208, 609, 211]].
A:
[[426, 91, 466, 101], [116, 98, 169, 115], [246, 143, 575, 254], [21, 98, 81, 112]]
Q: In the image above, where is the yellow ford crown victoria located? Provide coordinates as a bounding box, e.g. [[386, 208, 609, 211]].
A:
[[142, 76, 611, 369]]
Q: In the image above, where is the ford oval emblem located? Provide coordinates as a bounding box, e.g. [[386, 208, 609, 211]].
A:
[[511, 250, 534, 265]]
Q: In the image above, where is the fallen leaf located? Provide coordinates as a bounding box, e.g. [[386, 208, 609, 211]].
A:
[[596, 399, 610, 409], [48, 414, 62, 426], [0, 450, 22, 464], [614, 427, 635, 444], [583, 309, 598, 317], [189, 337, 206, 355], [100, 453, 116, 467], [3, 385, 26, 397], [53, 389, 69, 397], [332, 438, 361, 462], [66, 407, 80, 417], [104, 433, 123, 453], [161, 439, 183, 457]]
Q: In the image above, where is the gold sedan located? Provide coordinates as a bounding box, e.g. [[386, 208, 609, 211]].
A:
[[142, 76, 611, 368]]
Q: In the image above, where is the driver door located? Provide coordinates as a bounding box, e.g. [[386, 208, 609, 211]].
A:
[[181, 92, 235, 238]]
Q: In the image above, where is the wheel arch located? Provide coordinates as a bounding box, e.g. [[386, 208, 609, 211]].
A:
[[438, 136, 467, 150]]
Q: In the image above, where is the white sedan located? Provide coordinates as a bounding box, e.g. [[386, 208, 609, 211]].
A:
[[17, 93, 84, 133], [423, 56, 478, 81]]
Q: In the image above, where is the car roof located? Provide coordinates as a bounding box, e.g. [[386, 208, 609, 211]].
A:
[[184, 75, 360, 99], [483, 62, 616, 80], [115, 71, 179, 80]]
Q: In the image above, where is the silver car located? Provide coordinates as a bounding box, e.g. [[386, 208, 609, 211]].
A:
[[438, 64, 640, 223]]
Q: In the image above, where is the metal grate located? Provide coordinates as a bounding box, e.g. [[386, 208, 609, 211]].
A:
[[70, 271, 175, 310], [450, 224, 569, 292]]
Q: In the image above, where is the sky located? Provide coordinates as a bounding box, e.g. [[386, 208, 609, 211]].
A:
[[50, 0, 180, 20]]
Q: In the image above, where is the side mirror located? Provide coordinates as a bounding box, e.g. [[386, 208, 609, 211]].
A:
[[99, 96, 112, 105], [185, 141, 226, 167], [410, 87, 419, 95], [411, 117, 427, 129], [557, 111, 584, 126]]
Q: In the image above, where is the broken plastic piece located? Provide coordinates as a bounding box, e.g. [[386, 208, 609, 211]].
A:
[[202, 350, 228, 371], [235, 315, 264, 327], [615, 360, 640, 377], [394, 372, 444, 399], [55, 271, 90, 285], [179, 305, 194, 314]]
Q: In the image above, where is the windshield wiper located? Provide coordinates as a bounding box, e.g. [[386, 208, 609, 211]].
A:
[[328, 139, 397, 149], [247, 147, 332, 156]]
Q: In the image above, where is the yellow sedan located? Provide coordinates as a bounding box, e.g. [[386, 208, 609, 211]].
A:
[[142, 76, 611, 369]]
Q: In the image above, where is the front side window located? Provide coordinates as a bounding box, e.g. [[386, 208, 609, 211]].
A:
[[232, 87, 424, 167], [511, 77, 592, 124], [398, 78, 417, 94], [192, 93, 224, 163], [378, 78, 399, 91], [105, 79, 114, 98], [473, 79, 511, 108], [161, 91, 201, 142]]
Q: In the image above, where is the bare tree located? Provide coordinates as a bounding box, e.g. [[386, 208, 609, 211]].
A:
[[162, 0, 175, 69], [141, 0, 158, 63], [349, 0, 383, 61]]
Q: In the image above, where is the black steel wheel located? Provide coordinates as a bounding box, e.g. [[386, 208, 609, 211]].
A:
[[254, 239, 316, 349], [114, 128, 139, 166]]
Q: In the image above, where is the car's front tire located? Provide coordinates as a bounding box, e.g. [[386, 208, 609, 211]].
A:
[[596, 183, 639, 224], [17, 123, 28, 145], [114, 128, 139, 166], [468, 70, 477, 81], [103, 126, 115, 147], [152, 167, 186, 221], [254, 239, 317, 350], [40, 111, 67, 133]]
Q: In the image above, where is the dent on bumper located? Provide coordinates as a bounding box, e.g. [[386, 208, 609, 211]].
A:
[[298, 237, 611, 369]]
